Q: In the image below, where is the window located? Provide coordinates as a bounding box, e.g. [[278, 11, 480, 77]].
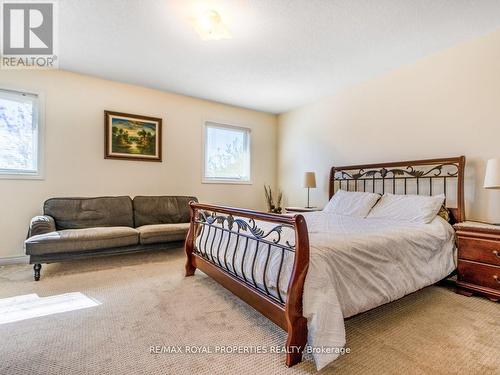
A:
[[0, 89, 41, 178], [203, 121, 251, 183]]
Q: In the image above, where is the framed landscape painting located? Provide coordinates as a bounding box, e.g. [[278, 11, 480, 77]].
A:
[[104, 111, 162, 162]]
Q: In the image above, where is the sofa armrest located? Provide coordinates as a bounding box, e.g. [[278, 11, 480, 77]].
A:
[[28, 215, 56, 238]]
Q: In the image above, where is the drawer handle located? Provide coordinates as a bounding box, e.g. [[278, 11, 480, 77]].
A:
[[494, 275, 500, 284], [494, 250, 500, 258]]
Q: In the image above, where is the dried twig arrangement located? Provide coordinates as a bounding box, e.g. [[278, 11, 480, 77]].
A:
[[264, 185, 282, 214]]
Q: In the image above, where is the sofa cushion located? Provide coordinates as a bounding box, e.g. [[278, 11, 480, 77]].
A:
[[133, 196, 197, 227], [137, 223, 190, 245], [25, 227, 139, 255], [44, 196, 134, 230]]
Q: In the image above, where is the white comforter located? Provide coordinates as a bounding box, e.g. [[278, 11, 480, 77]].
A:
[[197, 212, 456, 370]]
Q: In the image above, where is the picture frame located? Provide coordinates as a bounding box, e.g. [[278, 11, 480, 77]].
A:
[[104, 111, 162, 162]]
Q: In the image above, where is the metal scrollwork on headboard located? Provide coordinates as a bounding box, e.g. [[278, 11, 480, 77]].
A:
[[348, 163, 459, 180], [329, 156, 466, 223]]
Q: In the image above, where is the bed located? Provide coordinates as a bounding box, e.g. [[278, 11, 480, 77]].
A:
[[184, 156, 465, 370]]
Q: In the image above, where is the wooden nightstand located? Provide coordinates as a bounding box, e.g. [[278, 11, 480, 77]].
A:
[[285, 207, 321, 213], [454, 221, 500, 302]]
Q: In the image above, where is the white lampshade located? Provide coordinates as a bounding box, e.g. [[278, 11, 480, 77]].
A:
[[303, 172, 316, 188], [484, 158, 500, 189]]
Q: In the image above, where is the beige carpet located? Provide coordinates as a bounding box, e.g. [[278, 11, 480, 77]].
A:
[[0, 247, 498, 375]]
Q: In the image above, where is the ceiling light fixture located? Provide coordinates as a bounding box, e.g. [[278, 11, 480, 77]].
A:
[[193, 10, 231, 40]]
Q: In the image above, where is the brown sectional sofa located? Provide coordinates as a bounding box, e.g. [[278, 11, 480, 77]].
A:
[[25, 196, 197, 280]]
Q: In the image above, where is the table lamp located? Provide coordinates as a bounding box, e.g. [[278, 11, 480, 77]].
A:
[[484, 158, 500, 225], [303, 172, 316, 208], [484, 158, 500, 189]]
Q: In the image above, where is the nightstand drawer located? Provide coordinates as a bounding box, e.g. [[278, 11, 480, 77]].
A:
[[458, 260, 500, 291], [457, 237, 500, 266]]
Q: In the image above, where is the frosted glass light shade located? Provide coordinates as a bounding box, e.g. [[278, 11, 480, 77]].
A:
[[484, 158, 500, 189], [303, 172, 316, 188]]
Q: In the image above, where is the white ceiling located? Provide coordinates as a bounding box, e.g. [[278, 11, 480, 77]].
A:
[[59, 0, 500, 114]]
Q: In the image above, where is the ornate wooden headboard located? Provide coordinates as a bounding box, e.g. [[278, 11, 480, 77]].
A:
[[329, 156, 466, 223]]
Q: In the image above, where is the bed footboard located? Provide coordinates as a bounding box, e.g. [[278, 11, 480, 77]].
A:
[[185, 202, 310, 367]]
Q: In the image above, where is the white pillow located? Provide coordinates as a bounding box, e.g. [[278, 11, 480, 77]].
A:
[[323, 190, 381, 218], [367, 193, 445, 224]]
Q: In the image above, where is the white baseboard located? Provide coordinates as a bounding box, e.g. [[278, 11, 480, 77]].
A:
[[0, 255, 29, 266]]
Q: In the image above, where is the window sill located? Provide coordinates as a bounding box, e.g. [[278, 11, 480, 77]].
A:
[[0, 173, 44, 180], [202, 179, 253, 185]]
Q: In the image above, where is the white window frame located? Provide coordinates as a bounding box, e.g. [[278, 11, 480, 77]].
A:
[[202, 121, 252, 184], [0, 87, 44, 180]]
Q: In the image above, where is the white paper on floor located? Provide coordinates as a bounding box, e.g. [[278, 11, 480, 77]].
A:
[[0, 292, 100, 324]]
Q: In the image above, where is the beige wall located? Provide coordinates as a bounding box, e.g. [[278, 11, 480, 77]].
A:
[[0, 70, 277, 259], [3, 29, 500, 259], [278, 30, 500, 223]]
